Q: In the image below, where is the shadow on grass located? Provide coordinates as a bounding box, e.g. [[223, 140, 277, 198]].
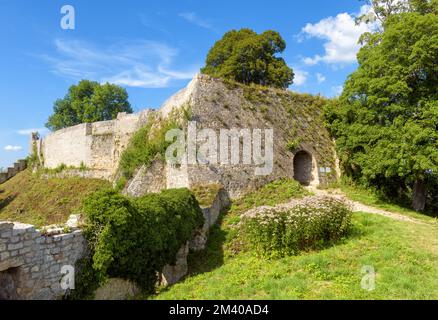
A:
[[186, 208, 229, 276], [0, 193, 16, 211]]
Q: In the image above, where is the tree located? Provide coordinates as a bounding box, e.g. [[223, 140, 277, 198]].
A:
[[326, 11, 438, 211], [46, 80, 133, 131], [358, 0, 438, 24], [201, 29, 294, 88]]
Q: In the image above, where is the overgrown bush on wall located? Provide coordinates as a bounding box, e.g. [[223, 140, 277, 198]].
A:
[[241, 196, 352, 258], [118, 119, 179, 181], [75, 188, 204, 297], [118, 106, 191, 184]]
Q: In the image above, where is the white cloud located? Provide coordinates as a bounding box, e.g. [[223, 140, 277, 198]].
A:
[[4, 145, 23, 152], [293, 69, 309, 86], [178, 12, 214, 31], [17, 128, 49, 136], [316, 73, 326, 83], [40, 39, 200, 88], [332, 85, 344, 97], [300, 5, 378, 66]]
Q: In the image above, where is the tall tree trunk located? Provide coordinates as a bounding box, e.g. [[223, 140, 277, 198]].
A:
[[412, 179, 426, 212]]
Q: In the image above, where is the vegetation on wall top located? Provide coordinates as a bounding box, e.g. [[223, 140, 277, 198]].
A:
[[46, 80, 133, 131], [201, 28, 294, 89]]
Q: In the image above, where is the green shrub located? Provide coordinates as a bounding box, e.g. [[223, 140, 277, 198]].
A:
[[118, 119, 178, 180], [241, 196, 352, 258], [118, 107, 191, 185], [79, 188, 204, 295]]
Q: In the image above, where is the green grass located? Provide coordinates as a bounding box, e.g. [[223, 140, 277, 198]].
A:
[[0, 169, 111, 227], [229, 179, 310, 215], [191, 184, 223, 207], [148, 179, 438, 300], [153, 212, 438, 299]]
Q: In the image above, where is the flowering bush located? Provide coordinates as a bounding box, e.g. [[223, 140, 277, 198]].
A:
[[241, 196, 352, 258]]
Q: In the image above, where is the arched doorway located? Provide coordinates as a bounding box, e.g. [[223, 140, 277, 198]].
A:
[[293, 150, 313, 186]]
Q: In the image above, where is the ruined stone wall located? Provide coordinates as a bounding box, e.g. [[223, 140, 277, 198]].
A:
[[181, 75, 337, 198], [0, 160, 26, 184], [0, 218, 86, 300], [123, 74, 337, 199], [37, 111, 151, 180], [37, 74, 337, 198]]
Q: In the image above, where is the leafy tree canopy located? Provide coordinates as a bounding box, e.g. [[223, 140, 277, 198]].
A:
[[358, 0, 438, 24], [46, 80, 133, 131], [325, 10, 438, 211], [201, 29, 294, 88]]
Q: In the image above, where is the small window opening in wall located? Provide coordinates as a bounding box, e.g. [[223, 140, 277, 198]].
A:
[[0, 267, 19, 300]]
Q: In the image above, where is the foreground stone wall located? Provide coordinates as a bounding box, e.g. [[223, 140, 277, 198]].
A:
[[0, 186, 229, 300], [0, 218, 86, 300]]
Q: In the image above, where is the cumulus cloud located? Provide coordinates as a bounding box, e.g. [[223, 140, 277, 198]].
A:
[[300, 5, 379, 66], [39, 39, 200, 88], [316, 73, 326, 83], [293, 69, 309, 86], [4, 145, 23, 152]]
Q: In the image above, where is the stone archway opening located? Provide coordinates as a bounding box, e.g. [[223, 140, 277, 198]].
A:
[[0, 267, 19, 300], [293, 150, 314, 186]]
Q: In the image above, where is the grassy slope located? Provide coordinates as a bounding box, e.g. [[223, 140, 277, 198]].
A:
[[0, 169, 110, 227], [153, 182, 438, 300]]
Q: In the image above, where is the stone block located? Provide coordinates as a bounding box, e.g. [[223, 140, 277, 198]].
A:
[[10, 250, 19, 257], [0, 230, 12, 238], [7, 167, 16, 178], [19, 246, 31, 255], [8, 242, 23, 251], [0, 251, 10, 260], [31, 265, 40, 273], [9, 236, 20, 243], [0, 172, 7, 183], [0, 222, 14, 231]]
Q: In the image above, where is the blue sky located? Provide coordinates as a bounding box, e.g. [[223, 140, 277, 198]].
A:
[[0, 0, 374, 169]]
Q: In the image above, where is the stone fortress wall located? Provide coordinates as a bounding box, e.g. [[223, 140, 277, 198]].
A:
[[0, 160, 27, 184], [124, 74, 340, 199], [34, 110, 152, 179], [33, 74, 339, 198], [1, 74, 340, 299]]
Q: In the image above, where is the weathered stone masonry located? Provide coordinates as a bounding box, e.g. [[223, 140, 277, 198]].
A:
[[34, 74, 338, 199], [32, 111, 151, 180], [0, 188, 229, 300], [0, 218, 85, 300]]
